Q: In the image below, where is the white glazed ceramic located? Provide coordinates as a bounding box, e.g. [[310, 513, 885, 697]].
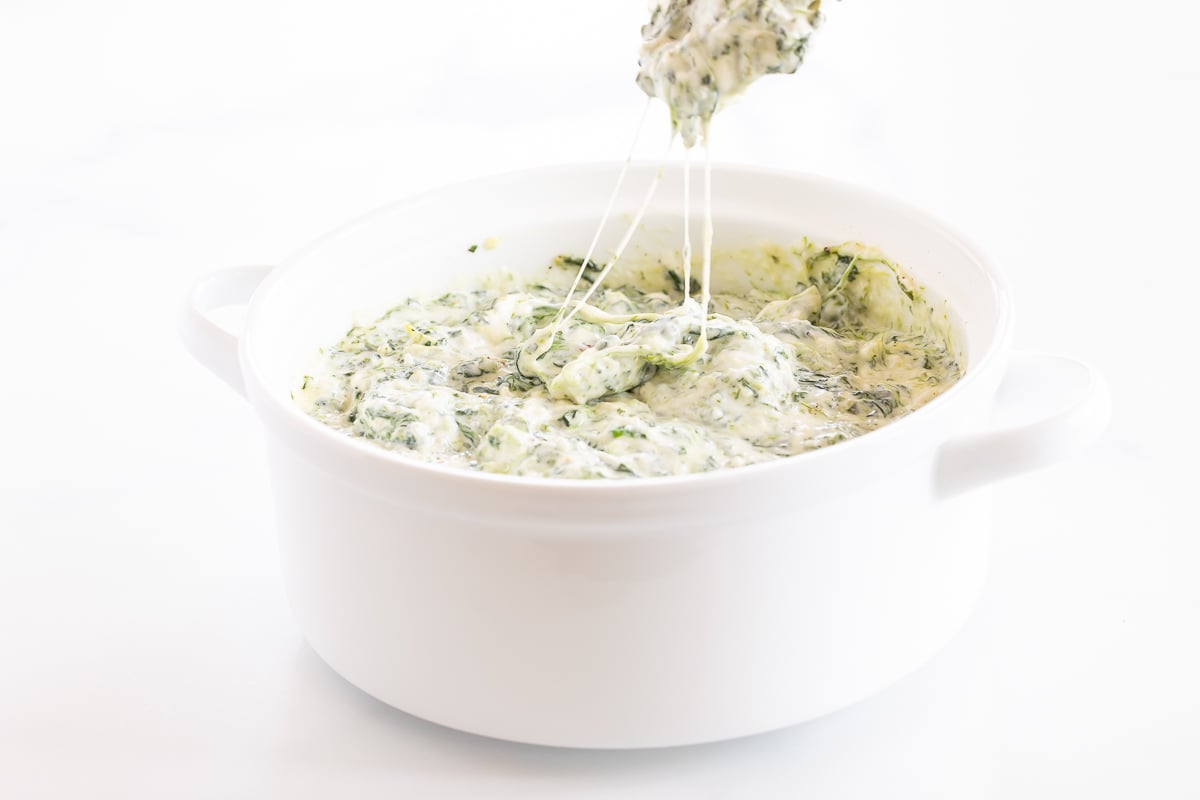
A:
[[181, 163, 1109, 749]]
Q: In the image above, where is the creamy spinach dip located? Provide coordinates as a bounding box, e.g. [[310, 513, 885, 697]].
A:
[[297, 243, 960, 479], [637, 0, 823, 146]]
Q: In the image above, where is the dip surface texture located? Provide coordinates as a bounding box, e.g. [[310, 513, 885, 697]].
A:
[[297, 243, 961, 479]]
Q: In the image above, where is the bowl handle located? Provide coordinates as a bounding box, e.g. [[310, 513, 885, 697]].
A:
[[179, 265, 272, 398], [935, 351, 1111, 499]]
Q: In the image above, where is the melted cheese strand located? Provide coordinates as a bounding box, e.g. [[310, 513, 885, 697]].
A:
[[700, 128, 714, 336], [682, 145, 693, 302], [560, 134, 674, 325], [556, 97, 654, 323], [522, 2, 829, 386]]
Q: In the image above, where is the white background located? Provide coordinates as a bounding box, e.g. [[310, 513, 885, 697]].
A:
[[2, 1, 1198, 797]]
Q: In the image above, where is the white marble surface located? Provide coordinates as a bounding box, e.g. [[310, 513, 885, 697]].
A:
[[2, 1, 1198, 797]]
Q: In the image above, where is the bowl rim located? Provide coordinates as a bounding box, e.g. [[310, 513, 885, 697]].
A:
[[240, 160, 1013, 494]]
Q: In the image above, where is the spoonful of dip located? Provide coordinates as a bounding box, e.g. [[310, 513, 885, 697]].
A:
[[519, 0, 827, 402], [637, 0, 824, 147]]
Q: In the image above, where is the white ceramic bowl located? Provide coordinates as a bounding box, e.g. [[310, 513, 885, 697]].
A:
[[181, 163, 1108, 748]]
